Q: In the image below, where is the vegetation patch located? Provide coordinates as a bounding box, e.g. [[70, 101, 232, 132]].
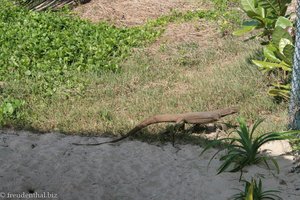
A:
[[0, 0, 162, 97], [0, 0, 288, 136], [234, 0, 295, 100]]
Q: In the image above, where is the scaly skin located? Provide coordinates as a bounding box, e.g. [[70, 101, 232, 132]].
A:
[[72, 107, 238, 146]]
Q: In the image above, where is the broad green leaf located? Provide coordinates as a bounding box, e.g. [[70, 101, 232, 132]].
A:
[[268, 84, 291, 100], [252, 15, 267, 25], [275, 16, 293, 29], [258, 0, 281, 16], [233, 20, 260, 36], [245, 11, 260, 18], [279, 38, 293, 54], [263, 44, 281, 63], [271, 83, 291, 89], [3, 103, 14, 115], [283, 44, 294, 64], [275, 41, 294, 65], [252, 60, 291, 72], [272, 26, 293, 46], [256, 6, 265, 18], [241, 0, 257, 14]]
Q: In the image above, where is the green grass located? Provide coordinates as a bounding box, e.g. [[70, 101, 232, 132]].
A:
[[0, 0, 238, 97], [0, 0, 289, 140], [0, 1, 161, 97], [17, 35, 287, 135]]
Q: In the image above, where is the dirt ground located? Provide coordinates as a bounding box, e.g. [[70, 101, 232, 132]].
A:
[[74, 0, 212, 26]]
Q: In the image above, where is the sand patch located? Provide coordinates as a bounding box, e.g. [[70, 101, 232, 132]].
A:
[[0, 130, 299, 200]]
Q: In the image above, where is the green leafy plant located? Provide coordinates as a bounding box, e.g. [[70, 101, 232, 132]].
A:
[[201, 117, 295, 174], [0, 98, 25, 126], [232, 178, 282, 200], [252, 19, 294, 100], [233, 0, 292, 39], [0, 0, 162, 97], [253, 20, 294, 71], [1, 0, 235, 99], [234, 0, 295, 100]]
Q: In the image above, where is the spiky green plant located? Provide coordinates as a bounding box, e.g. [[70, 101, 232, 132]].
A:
[[201, 117, 297, 174], [232, 178, 282, 200]]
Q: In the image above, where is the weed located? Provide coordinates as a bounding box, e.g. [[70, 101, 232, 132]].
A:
[[0, 98, 25, 126], [99, 110, 113, 122]]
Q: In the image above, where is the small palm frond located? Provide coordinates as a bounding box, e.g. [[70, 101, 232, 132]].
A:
[[201, 117, 299, 174], [232, 178, 282, 200]]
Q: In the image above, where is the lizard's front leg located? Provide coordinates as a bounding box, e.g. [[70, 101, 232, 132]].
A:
[[172, 119, 185, 147]]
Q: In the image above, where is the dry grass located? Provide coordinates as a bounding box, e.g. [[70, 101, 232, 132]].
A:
[[74, 0, 213, 26], [148, 19, 221, 56], [24, 19, 287, 137], [156, 19, 219, 41]]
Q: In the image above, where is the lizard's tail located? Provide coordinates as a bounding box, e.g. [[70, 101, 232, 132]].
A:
[[72, 114, 179, 146], [126, 114, 180, 135]]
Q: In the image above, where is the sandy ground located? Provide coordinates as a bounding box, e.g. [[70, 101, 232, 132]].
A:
[[0, 130, 300, 200]]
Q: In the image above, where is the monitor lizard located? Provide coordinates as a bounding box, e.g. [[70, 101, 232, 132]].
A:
[[72, 107, 238, 146]]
